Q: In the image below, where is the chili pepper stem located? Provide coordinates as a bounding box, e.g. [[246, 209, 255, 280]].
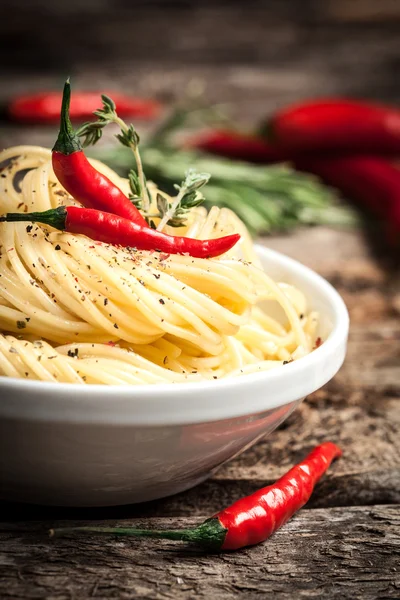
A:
[[49, 518, 227, 550], [0, 207, 66, 230], [112, 114, 150, 213], [52, 79, 82, 156]]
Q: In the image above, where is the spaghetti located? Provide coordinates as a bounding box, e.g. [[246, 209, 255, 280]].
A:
[[0, 146, 319, 385]]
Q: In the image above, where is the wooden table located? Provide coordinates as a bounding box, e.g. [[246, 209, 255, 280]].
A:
[[0, 227, 399, 599], [0, 2, 399, 598]]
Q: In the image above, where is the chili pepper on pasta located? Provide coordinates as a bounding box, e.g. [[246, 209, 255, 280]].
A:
[[0, 206, 240, 259]]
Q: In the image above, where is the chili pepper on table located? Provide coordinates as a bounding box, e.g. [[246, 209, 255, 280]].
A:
[[52, 81, 148, 227], [293, 156, 400, 246], [262, 98, 400, 155], [6, 91, 161, 124], [0, 206, 240, 259], [48, 442, 341, 551]]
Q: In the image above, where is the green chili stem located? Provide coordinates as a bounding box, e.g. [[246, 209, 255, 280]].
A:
[[0, 207, 66, 230], [49, 519, 227, 550], [52, 79, 82, 156]]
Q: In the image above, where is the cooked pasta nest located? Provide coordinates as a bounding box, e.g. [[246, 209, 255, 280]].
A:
[[0, 146, 319, 384]]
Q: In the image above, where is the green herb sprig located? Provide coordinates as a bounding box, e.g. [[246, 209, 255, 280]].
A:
[[90, 144, 359, 237], [77, 95, 150, 212], [77, 97, 211, 228], [79, 99, 358, 236], [156, 168, 209, 230]]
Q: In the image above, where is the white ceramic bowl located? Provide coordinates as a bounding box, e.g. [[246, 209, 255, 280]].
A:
[[0, 245, 349, 507]]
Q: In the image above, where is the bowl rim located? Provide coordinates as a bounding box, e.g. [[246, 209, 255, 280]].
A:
[[0, 244, 349, 425]]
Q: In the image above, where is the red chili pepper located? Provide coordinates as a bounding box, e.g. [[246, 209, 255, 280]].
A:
[[185, 128, 286, 163], [293, 156, 400, 246], [48, 442, 341, 551], [51, 81, 148, 227], [0, 206, 240, 259], [263, 98, 400, 155], [183, 128, 400, 246], [7, 91, 161, 124]]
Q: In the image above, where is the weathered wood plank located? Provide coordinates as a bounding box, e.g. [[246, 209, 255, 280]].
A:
[[0, 506, 399, 600], [1, 9, 399, 597], [217, 392, 399, 478]]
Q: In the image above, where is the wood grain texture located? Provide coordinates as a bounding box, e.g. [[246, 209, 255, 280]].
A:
[[0, 224, 398, 600], [1, 3, 400, 597], [0, 507, 399, 600]]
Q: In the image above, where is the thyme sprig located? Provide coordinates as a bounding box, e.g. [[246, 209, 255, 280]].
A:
[[77, 95, 150, 212], [156, 168, 209, 231], [77, 96, 210, 227]]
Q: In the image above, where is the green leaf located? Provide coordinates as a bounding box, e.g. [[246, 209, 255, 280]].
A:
[[76, 121, 105, 147], [76, 95, 120, 148], [166, 217, 186, 228], [156, 193, 168, 217], [116, 125, 140, 148], [128, 170, 141, 198], [179, 168, 210, 194], [86, 144, 360, 236], [100, 94, 116, 114]]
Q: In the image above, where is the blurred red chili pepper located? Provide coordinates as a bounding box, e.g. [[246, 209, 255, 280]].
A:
[[7, 91, 161, 124], [293, 156, 400, 246], [263, 98, 400, 155], [183, 128, 400, 247], [185, 128, 286, 163]]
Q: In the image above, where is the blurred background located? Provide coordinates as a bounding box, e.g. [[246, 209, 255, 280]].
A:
[[0, 0, 399, 262], [1, 0, 399, 141]]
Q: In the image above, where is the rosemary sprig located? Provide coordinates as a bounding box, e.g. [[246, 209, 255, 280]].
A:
[[147, 103, 230, 148], [79, 97, 359, 236], [88, 144, 359, 237]]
